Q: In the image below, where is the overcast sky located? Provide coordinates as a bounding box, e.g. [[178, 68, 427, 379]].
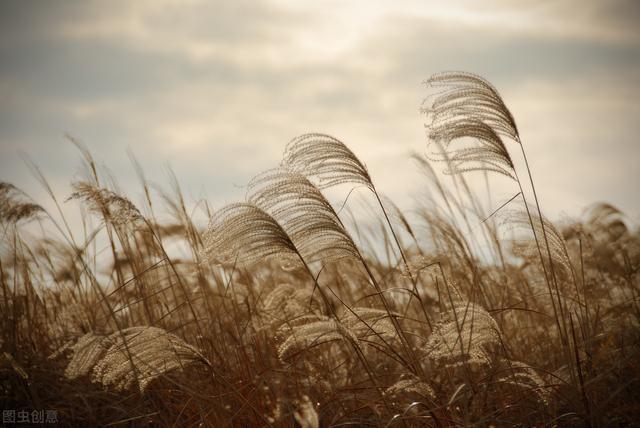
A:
[[1, 0, 639, 228]]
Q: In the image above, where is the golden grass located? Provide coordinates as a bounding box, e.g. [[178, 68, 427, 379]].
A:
[[1, 72, 639, 426]]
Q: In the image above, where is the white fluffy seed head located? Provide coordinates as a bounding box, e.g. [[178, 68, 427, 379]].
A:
[[58, 327, 208, 393]]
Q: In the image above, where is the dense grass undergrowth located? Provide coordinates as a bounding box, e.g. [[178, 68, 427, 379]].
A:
[[1, 72, 639, 426]]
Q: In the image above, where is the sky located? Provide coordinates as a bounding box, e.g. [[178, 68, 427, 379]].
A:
[[1, 0, 639, 230]]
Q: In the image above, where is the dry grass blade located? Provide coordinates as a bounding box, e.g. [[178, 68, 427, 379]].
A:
[[201, 202, 298, 267], [247, 168, 359, 263], [60, 327, 209, 392], [282, 133, 373, 190]]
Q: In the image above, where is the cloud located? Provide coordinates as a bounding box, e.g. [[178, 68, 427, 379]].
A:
[[0, 0, 638, 227]]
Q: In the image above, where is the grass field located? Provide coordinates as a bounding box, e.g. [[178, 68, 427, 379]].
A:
[[1, 72, 638, 426]]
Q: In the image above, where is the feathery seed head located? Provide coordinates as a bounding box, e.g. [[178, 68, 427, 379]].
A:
[[424, 71, 519, 142], [293, 395, 319, 428], [504, 206, 574, 280], [282, 133, 374, 190], [425, 300, 500, 367], [0, 182, 44, 224], [428, 118, 515, 179], [68, 181, 143, 226], [423, 72, 517, 179], [247, 168, 360, 263], [496, 359, 550, 406], [201, 202, 299, 268], [58, 327, 208, 393], [260, 283, 324, 327], [385, 376, 435, 401], [277, 317, 345, 360]]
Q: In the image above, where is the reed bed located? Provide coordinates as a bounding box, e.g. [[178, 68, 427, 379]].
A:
[[1, 72, 638, 427]]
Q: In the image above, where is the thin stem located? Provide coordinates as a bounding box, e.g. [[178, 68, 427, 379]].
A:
[[372, 190, 433, 331], [295, 253, 390, 411], [513, 169, 562, 340]]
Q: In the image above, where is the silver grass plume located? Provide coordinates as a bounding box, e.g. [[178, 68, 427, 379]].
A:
[[55, 333, 109, 378], [340, 307, 397, 343], [277, 307, 398, 361], [200, 202, 299, 268], [293, 395, 320, 428], [247, 168, 360, 264], [424, 300, 500, 367], [281, 133, 419, 296], [585, 202, 625, 228], [282, 133, 373, 190], [277, 317, 348, 360], [279, 132, 426, 365], [496, 359, 550, 405], [427, 118, 515, 179], [245, 169, 414, 370], [68, 181, 143, 226], [0, 182, 44, 224], [423, 71, 519, 142], [384, 375, 435, 401], [423, 72, 572, 341], [505, 207, 574, 280], [261, 283, 324, 327], [59, 327, 209, 392], [584, 202, 628, 240]]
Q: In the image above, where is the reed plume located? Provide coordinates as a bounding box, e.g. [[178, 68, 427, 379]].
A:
[[282, 133, 373, 190], [423, 71, 569, 351], [280, 133, 426, 338], [68, 181, 143, 226], [506, 207, 574, 281], [585, 202, 628, 240], [260, 283, 325, 328], [0, 182, 44, 224], [262, 283, 323, 316], [424, 299, 500, 367], [385, 376, 435, 401], [58, 326, 209, 392], [423, 71, 519, 142], [200, 202, 298, 267], [427, 118, 515, 179], [496, 359, 550, 405], [293, 395, 320, 428], [585, 202, 625, 228], [247, 168, 360, 264], [340, 307, 397, 343], [277, 307, 398, 361], [277, 317, 347, 360]]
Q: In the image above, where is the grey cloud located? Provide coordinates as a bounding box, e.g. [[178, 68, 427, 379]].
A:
[[358, 15, 640, 86], [0, 0, 638, 222]]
